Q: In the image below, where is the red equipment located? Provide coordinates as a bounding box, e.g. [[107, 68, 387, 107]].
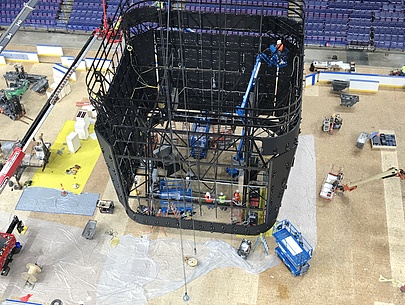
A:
[[0, 147, 26, 193], [0, 1, 122, 194], [1, 215, 25, 276], [94, 0, 122, 43]]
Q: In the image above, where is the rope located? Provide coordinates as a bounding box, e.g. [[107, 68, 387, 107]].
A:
[[178, 215, 189, 301], [378, 275, 404, 288]]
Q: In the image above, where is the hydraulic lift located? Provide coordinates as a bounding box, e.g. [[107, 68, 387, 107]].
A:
[[272, 219, 313, 276]]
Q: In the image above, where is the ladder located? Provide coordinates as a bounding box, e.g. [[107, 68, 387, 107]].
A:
[[253, 233, 269, 255]]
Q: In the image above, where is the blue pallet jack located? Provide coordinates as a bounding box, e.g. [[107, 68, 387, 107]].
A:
[[272, 220, 313, 276]]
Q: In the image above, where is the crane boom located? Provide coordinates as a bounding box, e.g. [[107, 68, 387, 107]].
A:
[[0, 0, 39, 53], [0, 33, 98, 194], [340, 167, 405, 191]]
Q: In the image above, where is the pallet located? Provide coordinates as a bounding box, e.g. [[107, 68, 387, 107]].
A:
[[371, 131, 397, 150]]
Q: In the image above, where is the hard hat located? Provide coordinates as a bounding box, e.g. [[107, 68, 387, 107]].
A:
[[206, 192, 210, 196], [220, 192, 224, 196], [277, 39, 282, 44], [235, 189, 239, 193]]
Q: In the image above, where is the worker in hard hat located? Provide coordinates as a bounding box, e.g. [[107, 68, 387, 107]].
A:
[[272, 39, 287, 67], [218, 192, 227, 211], [205, 191, 214, 209], [233, 189, 241, 206], [276, 39, 284, 53]]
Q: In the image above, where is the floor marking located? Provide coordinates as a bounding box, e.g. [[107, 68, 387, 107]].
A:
[[381, 150, 405, 280]]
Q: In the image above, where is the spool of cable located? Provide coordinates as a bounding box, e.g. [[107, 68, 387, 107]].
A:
[[186, 257, 198, 268], [21, 263, 42, 284], [50, 299, 63, 305]]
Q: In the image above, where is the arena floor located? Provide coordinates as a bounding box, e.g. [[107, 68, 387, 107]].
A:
[[0, 30, 405, 305]]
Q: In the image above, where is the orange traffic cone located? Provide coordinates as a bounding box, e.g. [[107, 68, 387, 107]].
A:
[[60, 183, 67, 196]]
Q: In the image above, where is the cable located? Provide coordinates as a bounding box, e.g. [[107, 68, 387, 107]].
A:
[[178, 215, 190, 301]]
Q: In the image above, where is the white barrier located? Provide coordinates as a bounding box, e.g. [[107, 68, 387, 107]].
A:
[[36, 44, 64, 56], [349, 78, 379, 93], [61, 56, 86, 70], [52, 63, 77, 82], [0, 56, 6, 65], [2, 50, 39, 63], [85, 57, 112, 71], [318, 71, 405, 89], [305, 73, 318, 87]]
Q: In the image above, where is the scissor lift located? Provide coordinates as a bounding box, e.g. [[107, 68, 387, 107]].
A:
[[272, 220, 313, 276]]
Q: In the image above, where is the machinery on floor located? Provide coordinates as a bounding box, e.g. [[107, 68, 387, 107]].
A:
[[237, 239, 252, 259], [389, 66, 405, 76], [309, 60, 356, 72], [320, 166, 405, 200], [331, 79, 349, 92], [272, 219, 313, 276], [0, 31, 98, 194], [2, 79, 29, 100], [340, 93, 359, 107], [86, 0, 305, 235], [0, 64, 48, 123], [0, 215, 27, 276], [337, 167, 405, 192], [0, 134, 51, 191], [356, 132, 369, 149], [319, 165, 344, 200], [0, 93, 26, 121], [322, 114, 342, 134], [4, 64, 49, 95]]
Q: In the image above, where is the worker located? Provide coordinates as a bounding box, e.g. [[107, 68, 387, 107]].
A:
[[114, 16, 122, 31], [233, 189, 241, 206], [276, 39, 284, 53], [401, 65, 405, 76], [274, 39, 287, 66], [205, 191, 214, 209], [218, 192, 227, 211]]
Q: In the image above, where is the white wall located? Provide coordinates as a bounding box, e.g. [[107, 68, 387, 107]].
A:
[[36, 45, 64, 56], [61, 56, 87, 70], [318, 71, 405, 88], [2, 50, 39, 63]]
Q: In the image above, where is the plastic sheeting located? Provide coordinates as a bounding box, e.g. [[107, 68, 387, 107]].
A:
[[15, 187, 99, 216], [97, 236, 279, 305], [280, 135, 317, 248], [0, 134, 316, 304], [0, 214, 278, 305], [0, 213, 109, 304]]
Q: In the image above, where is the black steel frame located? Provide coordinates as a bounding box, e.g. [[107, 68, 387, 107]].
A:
[[86, 0, 305, 235]]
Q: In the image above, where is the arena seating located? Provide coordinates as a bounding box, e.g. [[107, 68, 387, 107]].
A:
[[67, 0, 104, 32], [0, 0, 403, 52], [0, 0, 62, 30], [305, 0, 405, 51]]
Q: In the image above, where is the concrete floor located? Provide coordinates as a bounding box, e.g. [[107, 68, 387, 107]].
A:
[[0, 31, 405, 305]]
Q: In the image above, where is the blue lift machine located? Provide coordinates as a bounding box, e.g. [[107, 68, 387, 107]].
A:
[[272, 219, 313, 276]]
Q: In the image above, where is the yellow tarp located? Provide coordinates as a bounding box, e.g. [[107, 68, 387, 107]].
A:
[[31, 120, 101, 194]]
